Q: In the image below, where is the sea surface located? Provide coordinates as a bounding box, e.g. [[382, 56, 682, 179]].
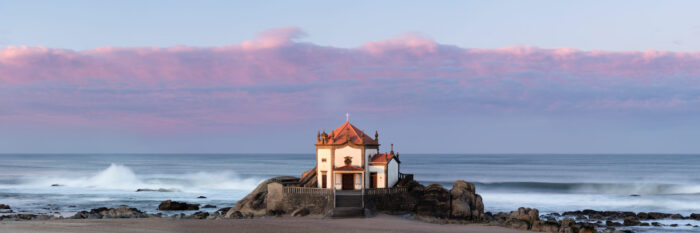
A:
[[0, 154, 699, 232]]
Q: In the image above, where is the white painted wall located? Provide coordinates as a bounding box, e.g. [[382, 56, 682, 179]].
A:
[[334, 145, 362, 167], [387, 159, 399, 187], [364, 148, 378, 187], [316, 148, 331, 188], [369, 164, 386, 188], [334, 173, 342, 189]]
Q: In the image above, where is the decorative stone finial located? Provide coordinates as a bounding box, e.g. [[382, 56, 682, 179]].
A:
[[375, 130, 378, 142], [345, 112, 349, 122]]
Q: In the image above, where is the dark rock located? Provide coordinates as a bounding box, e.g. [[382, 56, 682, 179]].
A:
[[415, 184, 450, 218], [191, 211, 209, 219], [691, 213, 700, 220], [51, 184, 62, 187], [640, 222, 650, 226], [0, 204, 10, 209], [136, 188, 178, 192], [651, 221, 660, 226], [606, 220, 623, 227], [202, 204, 217, 208], [637, 212, 649, 220], [157, 200, 199, 211], [71, 206, 147, 219], [630, 194, 640, 196], [197, 196, 206, 199], [647, 212, 668, 219], [670, 213, 683, 219], [670, 224, 678, 227], [686, 224, 693, 226], [623, 216, 640, 226]]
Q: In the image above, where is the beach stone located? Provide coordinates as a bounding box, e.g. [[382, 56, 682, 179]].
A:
[[291, 207, 310, 217], [623, 216, 640, 226], [158, 200, 199, 210], [191, 211, 209, 219]]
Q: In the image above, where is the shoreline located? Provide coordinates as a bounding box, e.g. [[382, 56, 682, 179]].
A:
[[0, 214, 530, 233]]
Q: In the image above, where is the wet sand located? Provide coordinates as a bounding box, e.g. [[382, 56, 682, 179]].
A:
[[0, 214, 529, 233]]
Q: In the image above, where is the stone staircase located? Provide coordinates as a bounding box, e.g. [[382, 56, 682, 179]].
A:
[[331, 191, 365, 218]]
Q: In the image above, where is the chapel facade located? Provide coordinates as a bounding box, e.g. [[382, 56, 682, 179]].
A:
[[315, 119, 401, 190]]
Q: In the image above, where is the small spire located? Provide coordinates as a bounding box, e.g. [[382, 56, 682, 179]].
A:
[[345, 112, 350, 122], [374, 130, 378, 142], [391, 144, 394, 154]]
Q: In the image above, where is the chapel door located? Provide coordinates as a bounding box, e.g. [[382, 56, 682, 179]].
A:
[[370, 172, 377, 188], [322, 174, 327, 188], [342, 174, 354, 190]]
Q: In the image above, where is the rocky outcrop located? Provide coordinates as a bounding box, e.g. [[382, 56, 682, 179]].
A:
[[0, 204, 10, 209], [416, 184, 451, 218], [72, 207, 148, 219], [298, 167, 317, 187], [224, 176, 297, 218], [157, 200, 199, 211], [450, 180, 484, 220]]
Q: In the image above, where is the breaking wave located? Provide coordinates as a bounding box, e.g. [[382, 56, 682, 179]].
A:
[[473, 181, 700, 195], [20, 163, 263, 192]]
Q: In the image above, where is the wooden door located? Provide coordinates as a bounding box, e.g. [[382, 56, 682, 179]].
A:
[[322, 174, 327, 188], [342, 174, 354, 190], [370, 173, 377, 188]]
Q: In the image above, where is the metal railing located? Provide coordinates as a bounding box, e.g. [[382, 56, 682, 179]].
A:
[[283, 187, 333, 195]]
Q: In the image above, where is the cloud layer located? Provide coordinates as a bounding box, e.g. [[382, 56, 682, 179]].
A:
[[2, 27, 700, 132]]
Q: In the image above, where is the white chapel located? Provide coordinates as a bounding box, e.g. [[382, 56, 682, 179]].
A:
[[315, 117, 401, 190]]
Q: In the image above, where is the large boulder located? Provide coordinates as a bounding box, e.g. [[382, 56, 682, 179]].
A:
[[450, 180, 484, 220], [157, 200, 199, 211], [225, 176, 296, 218], [503, 207, 540, 230], [415, 184, 451, 218]]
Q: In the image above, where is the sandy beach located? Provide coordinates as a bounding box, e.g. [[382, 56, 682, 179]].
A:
[[0, 214, 529, 233]]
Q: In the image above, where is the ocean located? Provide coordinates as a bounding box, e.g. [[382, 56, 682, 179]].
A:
[[0, 154, 699, 232]]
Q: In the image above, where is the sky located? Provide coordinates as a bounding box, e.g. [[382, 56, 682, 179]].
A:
[[1, 1, 700, 153]]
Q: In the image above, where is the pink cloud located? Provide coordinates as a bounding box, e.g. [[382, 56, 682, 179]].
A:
[[2, 27, 700, 132]]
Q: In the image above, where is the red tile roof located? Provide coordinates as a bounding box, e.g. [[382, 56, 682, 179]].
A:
[[370, 152, 397, 163], [317, 121, 378, 145], [334, 165, 365, 171]]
